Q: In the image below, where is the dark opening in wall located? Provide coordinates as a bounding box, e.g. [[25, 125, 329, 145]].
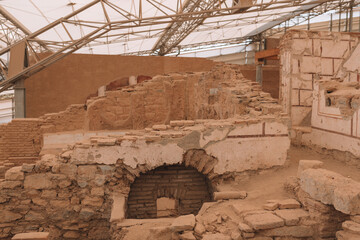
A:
[[127, 164, 213, 219]]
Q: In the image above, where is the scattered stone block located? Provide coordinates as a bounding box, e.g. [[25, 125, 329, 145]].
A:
[[278, 199, 301, 209], [21, 164, 35, 173], [202, 233, 232, 240], [5, 167, 24, 181], [336, 230, 360, 240], [274, 209, 309, 226], [179, 231, 196, 240], [238, 222, 254, 233], [297, 160, 323, 177], [12, 232, 49, 240], [342, 220, 360, 234], [152, 125, 167, 131], [261, 226, 314, 237], [300, 168, 360, 215], [244, 212, 284, 230], [263, 202, 279, 211], [351, 215, 360, 224], [242, 232, 255, 238], [97, 138, 116, 146], [171, 214, 195, 232], [213, 191, 247, 200]]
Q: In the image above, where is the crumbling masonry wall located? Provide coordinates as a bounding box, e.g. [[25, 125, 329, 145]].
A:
[[280, 30, 360, 159]]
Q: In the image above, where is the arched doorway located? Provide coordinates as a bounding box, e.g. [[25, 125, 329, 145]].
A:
[[127, 164, 212, 219]]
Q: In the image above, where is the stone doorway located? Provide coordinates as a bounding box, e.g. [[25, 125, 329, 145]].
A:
[[127, 164, 212, 219]]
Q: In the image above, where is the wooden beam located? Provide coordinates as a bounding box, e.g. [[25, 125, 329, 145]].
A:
[[255, 48, 280, 63]]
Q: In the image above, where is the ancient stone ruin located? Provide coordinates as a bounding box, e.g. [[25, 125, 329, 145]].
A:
[[0, 30, 360, 240]]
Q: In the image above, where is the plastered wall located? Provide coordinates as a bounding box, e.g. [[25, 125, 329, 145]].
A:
[[280, 30, 360, 159], [25, 54, 214, 118]]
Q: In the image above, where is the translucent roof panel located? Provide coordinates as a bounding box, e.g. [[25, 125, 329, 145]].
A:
[[0, 0, 358, 55]]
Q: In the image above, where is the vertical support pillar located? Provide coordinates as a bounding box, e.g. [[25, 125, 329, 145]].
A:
[[338, 2, 342, 32], [14, 78, 25, 118], [330, 13, 333, 32], [349, 0, 354, 32], [256, 63, 263, 86]]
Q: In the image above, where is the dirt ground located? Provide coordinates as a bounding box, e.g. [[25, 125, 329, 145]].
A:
[[217, 145, 360, 207]]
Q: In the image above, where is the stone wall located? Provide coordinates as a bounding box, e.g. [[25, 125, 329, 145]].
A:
[[0, 119, 42, 162], [0, 62, 286, 164], [0, 115, 290, 239], [280, 30, 360, 160]]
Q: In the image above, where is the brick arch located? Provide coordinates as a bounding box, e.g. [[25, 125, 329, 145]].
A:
[[127, 164, 212, 219]]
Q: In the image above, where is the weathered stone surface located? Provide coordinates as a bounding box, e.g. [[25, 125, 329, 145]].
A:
[[81, 196, 103, 207], [180, 231, 196, 240], [278, 199, 301, 209], [263, 202, 279, 211], [0, 210, 22, 223], [202, 233, 232, 240], [110, 194, 126, 222], [342, 220, 360, 234], [12, 232, 49, 239], [171, 214, 195, 232], [63, 231, 80, 239], [261, 226, 314, 237], [238, 222, 254, 233], [351, 215, 360, 224], [0, 180, 22, 189], [244, 212, 284, 230], [297, 160, 323, 177], [274, 209, 309, 226], [336, 230, 360, 240], [300, 168, 360, 214], [194, 223, 205, 235], [97, 138, 116, 146], [213, 191, 247, 200], [24, 174, 53, 189], [5, 167, 24, 181], [21, 164, 35, 173]]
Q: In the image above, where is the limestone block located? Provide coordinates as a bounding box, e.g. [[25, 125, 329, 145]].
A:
[[21, 164, 35, 173], [24, 174, 53, 189], [11, 232, 49, 240], [244, 212, 284, 230], [299, 90, 312, 106], [179, 231, 196, 240], [81, 196, 104, 207], [322, 40, 349, 58], [5, 166, 24, 181], [343, 43, 360, 72], [297, 160, 323, 178], [321, 58, 333, 75], [336, 230, 360, 240], [238, 222, 254, 233], [261, 226, 314, 237], [77, 165, 97, 181], [342, 221, 360, 234], [213, 191, 247, 200], [202, 233, 232, 240], [171, 214, 195, 232], [0, 210, 22, 223], [291, 39, 312, 55], [301, 56, 320, 73], [152, 125, 167, 131], [228, 123, 263, 137], [351, 215, 360, 224], [274, 209, 309, 225], [0, 180, 22, 189], [300, 168, 360, 215], [110, 194, 126, 222], [97, 138, 116, 146], [263, 202, 279, 211], [278, 199, 301, 209], [291, 89, 299, 106]]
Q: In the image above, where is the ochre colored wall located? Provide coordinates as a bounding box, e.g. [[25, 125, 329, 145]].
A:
[[25, 54, 214, 117], [239, 65, 280, 99]]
